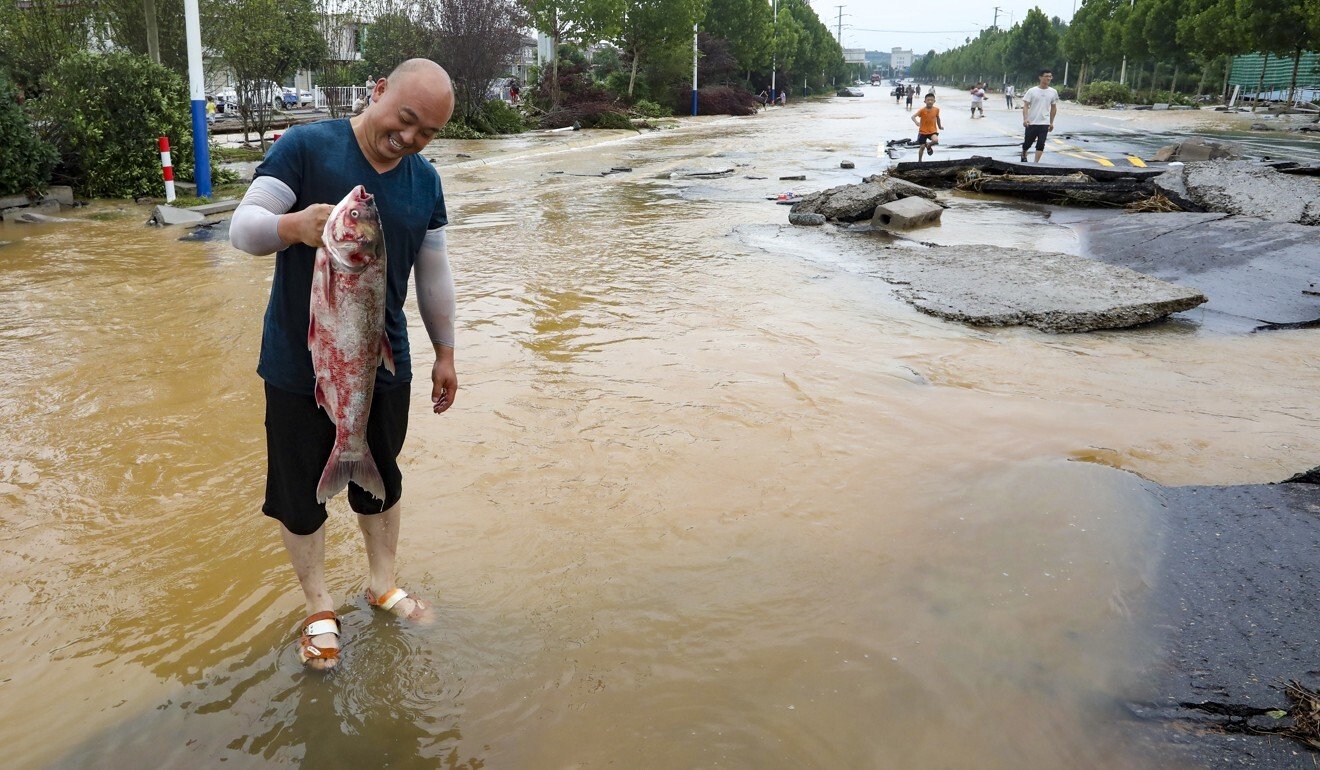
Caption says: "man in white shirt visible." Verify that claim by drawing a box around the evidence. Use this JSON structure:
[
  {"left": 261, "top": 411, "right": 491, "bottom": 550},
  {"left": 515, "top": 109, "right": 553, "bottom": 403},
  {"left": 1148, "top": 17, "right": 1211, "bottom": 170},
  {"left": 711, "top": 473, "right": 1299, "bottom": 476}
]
[
  {"left": 1020, "top": 69, "right": 1058, "bottom": 163},
  {"left": 1005, "top": 83, "right": 1015, "bottom": 109},
  {"left": 970, "top": 82, "right": 985, "bottom": 118}
]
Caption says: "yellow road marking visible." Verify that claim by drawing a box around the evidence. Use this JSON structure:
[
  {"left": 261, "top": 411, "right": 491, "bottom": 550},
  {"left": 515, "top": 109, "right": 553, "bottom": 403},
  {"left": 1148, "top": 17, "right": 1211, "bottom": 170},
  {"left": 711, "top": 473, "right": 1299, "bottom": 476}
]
[{"left": 1126, "top": 156, "right": 1147, "bottom": 167}]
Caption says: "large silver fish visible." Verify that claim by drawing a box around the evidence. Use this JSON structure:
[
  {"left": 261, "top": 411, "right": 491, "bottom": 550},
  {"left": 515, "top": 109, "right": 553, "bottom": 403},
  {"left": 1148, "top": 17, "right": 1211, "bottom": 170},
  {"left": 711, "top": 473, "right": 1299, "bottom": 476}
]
[{"left": 309, "top": 185, "right": 393, "bottom": 503}]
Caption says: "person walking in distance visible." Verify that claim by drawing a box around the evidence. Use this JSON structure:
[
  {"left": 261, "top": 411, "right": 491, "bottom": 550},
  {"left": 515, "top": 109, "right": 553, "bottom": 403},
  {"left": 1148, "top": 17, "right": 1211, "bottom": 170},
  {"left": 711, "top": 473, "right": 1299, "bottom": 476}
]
[
  {"left": 1020, "top": 69, "right": 1059, "bottom": 163},
  {"left": 1004, "top": 83, "right": 1015, "bottom": 109},
  {"left": 911, "top": 92, "right": 943, "bottom": 162},
  {"left": 969, "top": 82, "right": 986, "bottom": 118},
  {"left": 228, "top": 59, "right": 459, "bottom": 671},
  {"left": 905, "top": 84, "right": 915, "bottom": 111}
]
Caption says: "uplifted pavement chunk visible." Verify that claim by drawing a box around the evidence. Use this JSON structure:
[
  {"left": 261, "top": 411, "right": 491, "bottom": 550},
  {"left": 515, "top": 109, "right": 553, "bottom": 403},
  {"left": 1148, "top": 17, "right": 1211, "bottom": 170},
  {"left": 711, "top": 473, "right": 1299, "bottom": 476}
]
[
  {"left": 790, "top": 175, "right": 938, "bottom": 222},
  {"left": 880, "top": 246, "right": 1207, "bottom": 332},
  {"left": 1155, "top": 161, "right": 1320, "bottom": 224}
]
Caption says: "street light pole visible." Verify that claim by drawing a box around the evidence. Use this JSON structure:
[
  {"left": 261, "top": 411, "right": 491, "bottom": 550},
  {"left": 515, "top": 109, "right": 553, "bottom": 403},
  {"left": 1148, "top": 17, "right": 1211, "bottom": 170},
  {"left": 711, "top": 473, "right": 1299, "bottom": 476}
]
[
  {"left": 692, "top": 22, "right": 699, "bottom": 116},
  {"left": 183, "top": 0, "right": 211, "bottom": 198}
]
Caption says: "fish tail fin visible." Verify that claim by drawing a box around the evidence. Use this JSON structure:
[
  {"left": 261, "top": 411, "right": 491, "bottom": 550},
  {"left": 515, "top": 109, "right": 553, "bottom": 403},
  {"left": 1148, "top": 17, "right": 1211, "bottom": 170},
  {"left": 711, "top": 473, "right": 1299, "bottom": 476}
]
[{"left": 315, "top": 447, "right": 386, "bottom": 504}]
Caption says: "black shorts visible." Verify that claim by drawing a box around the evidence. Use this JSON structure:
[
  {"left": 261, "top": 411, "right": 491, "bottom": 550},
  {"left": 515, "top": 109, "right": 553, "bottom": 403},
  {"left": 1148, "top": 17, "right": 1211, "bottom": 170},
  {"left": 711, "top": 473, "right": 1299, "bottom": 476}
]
[
  {"left": 917, "top": 132, "right": 937, "bottom": 145},
  {"left": 1023, "top": 124, "right": 1050, "bottom": 151},
  {"left": 263, "top": 380, "right": 411, "bottom": 535}
]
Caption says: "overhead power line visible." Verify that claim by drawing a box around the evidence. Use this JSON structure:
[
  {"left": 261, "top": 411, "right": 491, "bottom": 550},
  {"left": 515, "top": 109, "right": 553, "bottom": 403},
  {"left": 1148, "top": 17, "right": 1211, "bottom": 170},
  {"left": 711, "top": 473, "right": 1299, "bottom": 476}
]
[{"left": 850, "top": 27, "right": 980, "bottom": 34}]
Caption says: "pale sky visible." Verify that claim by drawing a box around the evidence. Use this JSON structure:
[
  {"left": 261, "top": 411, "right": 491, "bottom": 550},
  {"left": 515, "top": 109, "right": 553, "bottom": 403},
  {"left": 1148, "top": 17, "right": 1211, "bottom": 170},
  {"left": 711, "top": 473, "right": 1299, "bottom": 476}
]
[{"left": 803, "top": 0, "right": 1079, "bottom": 55}]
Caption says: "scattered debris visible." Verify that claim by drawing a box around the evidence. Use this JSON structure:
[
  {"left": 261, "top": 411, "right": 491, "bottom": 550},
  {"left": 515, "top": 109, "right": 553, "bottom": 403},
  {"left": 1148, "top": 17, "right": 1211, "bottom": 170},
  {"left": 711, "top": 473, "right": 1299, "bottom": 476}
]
[
  {"left": 840, "top": 160, "right": 855, "bottom": 169},
  {"left": 670, "top": 167, "right": 734, "bottom": 179},
  {"left": 779, "top": 174, "right": 807, "bottom": 181}
]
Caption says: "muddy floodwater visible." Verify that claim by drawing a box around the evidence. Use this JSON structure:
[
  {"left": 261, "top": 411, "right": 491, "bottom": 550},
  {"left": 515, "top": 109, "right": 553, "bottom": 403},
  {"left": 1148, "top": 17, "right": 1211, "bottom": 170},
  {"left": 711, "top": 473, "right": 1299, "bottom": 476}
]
[{"left": 1, "top": 93, "right": 1316, "bottom": 768}]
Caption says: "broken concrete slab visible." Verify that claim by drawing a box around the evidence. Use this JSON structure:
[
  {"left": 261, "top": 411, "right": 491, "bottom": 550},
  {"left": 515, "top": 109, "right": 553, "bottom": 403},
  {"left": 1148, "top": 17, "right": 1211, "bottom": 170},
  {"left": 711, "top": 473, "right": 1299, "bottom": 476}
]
[
  {"left": 1, "top": 199, "right": 60, "bottom": 221},
  {"left": 883, "top": 247, "right": 1206, "bottom": 331},
  {"left": 863, "top": 174, "right": 938, "bottom": 201},
  {"left": 788, "top": 211, "right": 826, "bottom": 226},
  {"left": 149, "top": 204, "right": 206, "bottom": 227},
  {"left": 186, "top": 199, "right": 240, "bottom": 216},
  {"left": 1155, "top": 161, "right": 1320, "bottom": 224},
  {"left": 840, "top": 160, "right": 855, "bottom": 169},
  {"left": 789, "top": 180, "right": 897, "bottom": 221},
  {"left": 789, "top": 176, "right": 941, "bottom": 222},
  {"left": 872, "top": 196, "right": 943, "bottom": 229},
  {"left": 1065, "top": 211, "right": 1320, "bottom": 331}
]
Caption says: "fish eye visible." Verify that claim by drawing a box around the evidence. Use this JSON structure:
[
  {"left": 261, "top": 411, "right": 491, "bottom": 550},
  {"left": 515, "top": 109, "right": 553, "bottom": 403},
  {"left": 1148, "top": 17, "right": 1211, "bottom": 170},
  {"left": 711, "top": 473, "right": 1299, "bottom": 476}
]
[{"left": 350, "top": 210, "right": 359, "bottom": 218}]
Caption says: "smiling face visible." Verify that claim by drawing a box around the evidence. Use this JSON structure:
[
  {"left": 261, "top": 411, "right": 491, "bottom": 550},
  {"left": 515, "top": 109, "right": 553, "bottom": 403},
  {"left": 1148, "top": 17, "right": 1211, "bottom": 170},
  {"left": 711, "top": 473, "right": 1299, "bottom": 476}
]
[{"left": 356, "top": 60, "right": 455, "bottom": 167}]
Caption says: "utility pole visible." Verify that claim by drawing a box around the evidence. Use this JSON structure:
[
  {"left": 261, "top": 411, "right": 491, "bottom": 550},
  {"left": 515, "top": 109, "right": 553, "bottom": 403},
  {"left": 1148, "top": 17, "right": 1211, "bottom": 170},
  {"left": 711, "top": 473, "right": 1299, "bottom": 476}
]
[
  {"left": 992, "top": 6, "right": 1001, "bottom": 30},
  {"left": 143, "top": 0, "right": 161, "bottom": 64},
  {"left": 1118, "top": 0, "right": 1134, "bottom": 84},
  {"left": 183, "top": 0, "right": 211, "bottom": 197},
  {"left": 770, "top": 0, "right": 778, "bottom": 95},
  {"left": 835, "top": 5, "right": 844, "bottom": 44}
]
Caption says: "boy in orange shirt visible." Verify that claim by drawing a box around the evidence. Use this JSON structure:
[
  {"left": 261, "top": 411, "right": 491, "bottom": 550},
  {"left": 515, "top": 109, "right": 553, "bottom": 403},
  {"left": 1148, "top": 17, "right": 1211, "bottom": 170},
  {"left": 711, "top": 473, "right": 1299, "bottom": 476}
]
[{"left": 911, "top": 92, "right": 943, "bottom": 161}]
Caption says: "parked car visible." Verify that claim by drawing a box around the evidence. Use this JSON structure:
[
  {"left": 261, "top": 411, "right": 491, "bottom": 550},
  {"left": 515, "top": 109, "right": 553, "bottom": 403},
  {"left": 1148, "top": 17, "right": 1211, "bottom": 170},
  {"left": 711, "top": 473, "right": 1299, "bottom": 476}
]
[
  {"left": 282, "top": 87, "right": 314, "bottom": 108},
  {"left": 212, "top": 81, "right": 286, "bottom": 112},
  {"left": 836, "top": 87, "right": 865, "bottom": 97}
]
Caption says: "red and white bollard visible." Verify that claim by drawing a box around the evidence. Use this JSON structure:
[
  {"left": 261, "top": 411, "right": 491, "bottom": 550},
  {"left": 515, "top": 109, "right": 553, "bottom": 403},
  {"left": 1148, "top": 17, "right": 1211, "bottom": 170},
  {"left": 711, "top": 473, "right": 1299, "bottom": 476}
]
[{"left": 158, "top": 136, "right": 176, "bottom": 202}]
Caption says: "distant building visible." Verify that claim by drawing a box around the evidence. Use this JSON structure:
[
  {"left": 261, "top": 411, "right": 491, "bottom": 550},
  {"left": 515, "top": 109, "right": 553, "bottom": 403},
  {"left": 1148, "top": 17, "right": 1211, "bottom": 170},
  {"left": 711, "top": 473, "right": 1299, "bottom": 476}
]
[{"left": 891, "top": 48, "right": 913, "bottom": 72}]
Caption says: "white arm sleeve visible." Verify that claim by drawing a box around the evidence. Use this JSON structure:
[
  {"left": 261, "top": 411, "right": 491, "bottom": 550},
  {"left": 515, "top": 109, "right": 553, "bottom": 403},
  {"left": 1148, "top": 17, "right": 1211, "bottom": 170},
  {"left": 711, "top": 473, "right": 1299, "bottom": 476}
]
[
  {"left": 415, "top": 227, "right": 456, "bottom": 348},
  {"left": 229, "top": 176, "right": 297, "bottom": 255}
]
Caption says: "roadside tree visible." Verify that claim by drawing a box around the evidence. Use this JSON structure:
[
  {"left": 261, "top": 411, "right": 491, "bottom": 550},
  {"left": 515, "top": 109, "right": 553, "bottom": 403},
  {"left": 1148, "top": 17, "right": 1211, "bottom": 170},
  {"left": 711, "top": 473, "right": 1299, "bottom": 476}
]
[
  {"left": 0, "top": 0, "right": 95, "bottom": 95},
  {"left": 204, "top": 0, "right": 326, "bottom": 148},
  {"left": 433, "top": 0, "right": 526, "bottom": 123},
  {"left": 1004, "top": 8, "right": 1060, "bottom": 82}
]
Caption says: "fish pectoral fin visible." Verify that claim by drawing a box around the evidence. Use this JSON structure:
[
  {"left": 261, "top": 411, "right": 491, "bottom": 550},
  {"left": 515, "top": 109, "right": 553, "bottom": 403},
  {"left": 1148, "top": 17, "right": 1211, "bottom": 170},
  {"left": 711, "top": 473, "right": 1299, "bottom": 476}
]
[
  {"left": 380, "top": 333, "right": 396, "bottom": 375},
  {"left": 308, "top": 314, "right": 318, "bottom": 349}
]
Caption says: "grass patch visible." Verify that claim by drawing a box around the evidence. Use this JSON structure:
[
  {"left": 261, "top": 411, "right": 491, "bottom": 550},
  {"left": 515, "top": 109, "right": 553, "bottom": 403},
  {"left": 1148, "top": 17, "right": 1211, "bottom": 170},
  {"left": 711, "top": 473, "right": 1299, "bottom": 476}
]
[{"left": 210, "top": 145, "right": 266, "bottom": 163}]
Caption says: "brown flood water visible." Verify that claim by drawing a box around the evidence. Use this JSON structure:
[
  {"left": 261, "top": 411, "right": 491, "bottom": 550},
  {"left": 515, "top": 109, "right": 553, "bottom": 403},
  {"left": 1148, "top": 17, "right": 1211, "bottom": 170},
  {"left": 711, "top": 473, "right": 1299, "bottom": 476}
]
[{"left": 1, "top": 96, "right": 1316, "bottom": 768}]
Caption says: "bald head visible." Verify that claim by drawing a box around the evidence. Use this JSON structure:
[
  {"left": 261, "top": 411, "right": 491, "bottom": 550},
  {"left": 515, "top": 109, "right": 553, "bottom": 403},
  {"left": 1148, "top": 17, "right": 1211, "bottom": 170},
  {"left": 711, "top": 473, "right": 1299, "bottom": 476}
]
[
  {"left": 387, "top": 58, "right": 451, "bottom": 90},
  {"left": 354, "top": 58, "right": 455, "bottom": 167}
]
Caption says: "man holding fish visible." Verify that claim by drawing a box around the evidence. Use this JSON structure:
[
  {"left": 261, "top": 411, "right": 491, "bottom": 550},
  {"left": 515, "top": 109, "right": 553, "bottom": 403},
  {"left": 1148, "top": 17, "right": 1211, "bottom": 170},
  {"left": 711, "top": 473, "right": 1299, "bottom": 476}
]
[{"left": 230, "top": 58, "right": 458, "bottom": 670}]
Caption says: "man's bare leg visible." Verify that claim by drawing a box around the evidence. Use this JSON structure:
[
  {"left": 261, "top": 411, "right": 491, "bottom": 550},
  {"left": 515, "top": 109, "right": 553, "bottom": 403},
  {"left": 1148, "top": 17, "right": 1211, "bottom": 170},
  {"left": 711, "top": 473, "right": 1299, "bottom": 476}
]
[
  {"left": 1034, "top": 149, "right": 1045, "bottom": 162},
  {"left": 279, "top": 524, "right": 338, "bottom": 670},
  {"left": 359, "top": 503, "right": 433, "bottom": 622}
]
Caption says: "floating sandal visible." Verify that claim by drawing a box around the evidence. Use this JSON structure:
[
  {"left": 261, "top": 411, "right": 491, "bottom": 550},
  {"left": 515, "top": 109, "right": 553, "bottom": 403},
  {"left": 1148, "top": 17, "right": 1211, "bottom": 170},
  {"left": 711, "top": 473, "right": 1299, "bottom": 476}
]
[
  {"left": 367, "top": 587, "right": 430, "bottom": 622},
  {"left": 298, "top": 610, "right": 341, "bottom": 668}
]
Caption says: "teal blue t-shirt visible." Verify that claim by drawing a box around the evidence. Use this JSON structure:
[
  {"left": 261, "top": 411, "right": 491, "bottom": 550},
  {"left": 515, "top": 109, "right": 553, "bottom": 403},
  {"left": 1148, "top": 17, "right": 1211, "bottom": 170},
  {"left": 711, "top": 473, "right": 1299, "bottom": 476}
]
[{"left": 253, "top": 119, "right": 447, "bottom": 395}]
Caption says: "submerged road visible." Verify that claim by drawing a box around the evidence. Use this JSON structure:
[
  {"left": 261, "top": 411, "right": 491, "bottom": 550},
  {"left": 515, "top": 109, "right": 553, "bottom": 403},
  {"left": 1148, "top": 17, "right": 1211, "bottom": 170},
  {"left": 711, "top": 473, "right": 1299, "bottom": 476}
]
[{"left": 869, "top": 82, "right": 1320, "bottom": 167}]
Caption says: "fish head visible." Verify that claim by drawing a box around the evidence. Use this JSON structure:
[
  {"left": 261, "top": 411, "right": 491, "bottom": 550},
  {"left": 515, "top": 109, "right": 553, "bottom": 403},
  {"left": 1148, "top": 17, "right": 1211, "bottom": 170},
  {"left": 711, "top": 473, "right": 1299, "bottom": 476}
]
[{"left": 322, "top": 185, "right": 383, "bottom": 272}]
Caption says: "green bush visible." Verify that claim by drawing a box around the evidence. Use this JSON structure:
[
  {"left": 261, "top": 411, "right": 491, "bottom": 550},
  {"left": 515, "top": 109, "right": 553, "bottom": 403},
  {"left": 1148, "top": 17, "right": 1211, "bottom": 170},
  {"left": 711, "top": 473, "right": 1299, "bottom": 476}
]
[
  {"left": 630, "top": 99, "right": 671, "bottom": 118},
  {"left": 477, "top": 98, "right": 526, "bottom": 134},
  {"left": 35, "top": 51, "right": 193, "bottom": 199},
  {"left": 591, "top": 110, "right": 635, "bottom": 129},
  {"left": 0, "top": 73, "right": 57, "bottom": 197},
  {"left": 1143, "top": 89, "right": 1197, "bottom": 107},
  {"left": 1057, "top": 87, "right": 1077, "bottom": 101},
  {"left": 1078, "top": 80, "right": 1133, "bottom": 106},
  {"left": 437, "top": 120, "right": 483, "bottom": 139}
]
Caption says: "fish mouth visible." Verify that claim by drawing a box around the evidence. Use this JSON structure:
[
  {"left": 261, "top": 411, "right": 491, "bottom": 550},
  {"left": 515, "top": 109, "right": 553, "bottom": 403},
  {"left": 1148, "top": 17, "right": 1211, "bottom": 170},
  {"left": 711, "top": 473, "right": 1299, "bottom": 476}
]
[{"left": 352, "top": 185, "right": 374, "bottom": 204}]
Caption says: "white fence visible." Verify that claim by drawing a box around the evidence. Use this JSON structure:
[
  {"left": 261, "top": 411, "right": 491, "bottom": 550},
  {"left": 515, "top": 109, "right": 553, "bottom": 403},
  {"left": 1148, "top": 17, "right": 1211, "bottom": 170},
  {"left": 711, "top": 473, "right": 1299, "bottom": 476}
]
[{"left": 315, "top": 85, "right": 371, "bottom": 114}]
